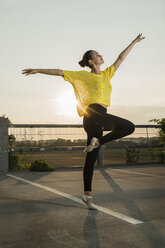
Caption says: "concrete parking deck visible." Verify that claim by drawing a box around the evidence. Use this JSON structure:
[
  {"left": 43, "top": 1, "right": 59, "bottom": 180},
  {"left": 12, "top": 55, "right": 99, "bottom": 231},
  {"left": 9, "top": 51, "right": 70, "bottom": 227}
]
[{"left": 0, "top": 164, "right": 165, "bottom": 248}]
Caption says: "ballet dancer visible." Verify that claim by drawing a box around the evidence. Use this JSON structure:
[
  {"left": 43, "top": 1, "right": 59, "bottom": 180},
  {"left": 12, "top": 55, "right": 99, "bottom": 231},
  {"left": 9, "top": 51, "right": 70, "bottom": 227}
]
[{"left": 22, "top": 33, "right": 145, "bottom": 209}]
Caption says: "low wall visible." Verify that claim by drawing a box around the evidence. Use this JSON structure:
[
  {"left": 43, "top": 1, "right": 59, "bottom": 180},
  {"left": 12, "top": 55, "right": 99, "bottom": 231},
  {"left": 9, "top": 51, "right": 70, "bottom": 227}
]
[{"left": 0, "top": 117, "right": 8, "bottom": 173}]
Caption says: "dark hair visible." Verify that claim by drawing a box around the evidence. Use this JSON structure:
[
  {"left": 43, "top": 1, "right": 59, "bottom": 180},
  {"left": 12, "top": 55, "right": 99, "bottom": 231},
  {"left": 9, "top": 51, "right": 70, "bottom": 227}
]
[{"left": 78, "top": 50, "right": 94, "bottom": 68}]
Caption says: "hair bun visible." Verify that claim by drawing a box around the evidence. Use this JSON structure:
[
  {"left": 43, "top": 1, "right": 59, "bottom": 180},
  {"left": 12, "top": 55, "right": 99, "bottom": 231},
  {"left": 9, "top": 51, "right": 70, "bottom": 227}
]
[{"left": 79, "top": 60, "right": 85, "bottom": 67}]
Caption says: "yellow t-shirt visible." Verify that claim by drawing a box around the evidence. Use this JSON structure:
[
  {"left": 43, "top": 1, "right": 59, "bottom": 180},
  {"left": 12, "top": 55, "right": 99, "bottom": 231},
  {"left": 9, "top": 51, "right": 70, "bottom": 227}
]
[{"left": 62, "top": 64, "right": 115, "bottom": 117}]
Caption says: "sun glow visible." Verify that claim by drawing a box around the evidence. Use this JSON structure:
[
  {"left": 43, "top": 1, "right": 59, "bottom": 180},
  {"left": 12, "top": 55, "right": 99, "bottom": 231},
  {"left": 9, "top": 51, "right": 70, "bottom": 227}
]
[{"left": 49, "top": 90, "right": 78, "bottom": 116}]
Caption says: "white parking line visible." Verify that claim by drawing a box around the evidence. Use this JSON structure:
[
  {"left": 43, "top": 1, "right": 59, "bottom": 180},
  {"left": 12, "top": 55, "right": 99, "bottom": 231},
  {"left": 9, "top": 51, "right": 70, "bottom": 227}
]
[
  {"left": 108, "top": 168, "right": 165, "bottom": 178},
  {"left": 6, "top": 173, "right": 144, "bottom": 225}
]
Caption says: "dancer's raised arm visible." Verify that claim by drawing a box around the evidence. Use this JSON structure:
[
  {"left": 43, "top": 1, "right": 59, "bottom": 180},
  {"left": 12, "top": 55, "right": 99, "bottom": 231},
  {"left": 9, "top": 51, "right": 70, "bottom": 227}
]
[
  {"left": 22, "top": 68, "right": 64, "bottom": 77},
  {"left": 113, "top": 33, "right": 145, "bottom": 72}
]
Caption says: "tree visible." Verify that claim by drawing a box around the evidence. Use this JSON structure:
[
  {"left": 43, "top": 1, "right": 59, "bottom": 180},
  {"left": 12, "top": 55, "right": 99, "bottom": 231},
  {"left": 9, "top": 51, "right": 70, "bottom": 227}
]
[{"left": 149, "top": 118, "right": 165, "bottom": 163}]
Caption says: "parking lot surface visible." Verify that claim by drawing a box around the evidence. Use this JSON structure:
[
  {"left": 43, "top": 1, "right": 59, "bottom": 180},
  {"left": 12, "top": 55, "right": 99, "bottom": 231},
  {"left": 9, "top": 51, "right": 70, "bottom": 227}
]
[{"left": 0, "top": 164, "right": 165, "bottom": 248}]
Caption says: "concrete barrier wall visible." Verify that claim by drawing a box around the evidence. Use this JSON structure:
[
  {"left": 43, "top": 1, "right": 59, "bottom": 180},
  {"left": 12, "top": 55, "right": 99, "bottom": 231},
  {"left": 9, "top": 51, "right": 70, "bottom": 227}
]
[{"left": 0, "top": 117, "right": 9, "bottom": 173}]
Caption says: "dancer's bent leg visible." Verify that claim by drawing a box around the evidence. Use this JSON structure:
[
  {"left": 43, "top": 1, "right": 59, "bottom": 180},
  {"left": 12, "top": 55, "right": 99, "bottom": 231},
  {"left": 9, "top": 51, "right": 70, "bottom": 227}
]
[{"left": 99, "top": 113, "right": 135, "bottom": 145}]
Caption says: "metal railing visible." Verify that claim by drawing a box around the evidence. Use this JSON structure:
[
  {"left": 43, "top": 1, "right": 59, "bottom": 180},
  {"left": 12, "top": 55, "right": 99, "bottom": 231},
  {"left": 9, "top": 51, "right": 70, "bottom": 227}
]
[{"left": 8, "top": 124, "right": 165, "bottom": 167}]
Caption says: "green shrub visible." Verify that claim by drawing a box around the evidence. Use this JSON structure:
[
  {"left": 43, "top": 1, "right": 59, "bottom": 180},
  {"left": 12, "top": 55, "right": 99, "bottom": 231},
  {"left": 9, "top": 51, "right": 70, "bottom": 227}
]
[
  {"left": 125, "top": 148, "right": 139, "bottom": 164},
  {"left": 29, "top": 159, "right": 54, "bottom": 172},
  {"left": 150, "top": 148, "right": 164, "bottom": 163},
  {"left": 8, "top": 152, "right": 19, "bottom": 170}
]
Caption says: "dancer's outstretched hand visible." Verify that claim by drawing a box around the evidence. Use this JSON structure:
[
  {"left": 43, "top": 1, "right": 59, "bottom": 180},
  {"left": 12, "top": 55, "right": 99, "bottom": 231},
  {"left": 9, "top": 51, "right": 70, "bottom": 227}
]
[
  {"left": 22, "top": 68, "right": 38, "bottom": 76},
  {"left": 134, "top": 33, "right": 145, "bottom": 43}
]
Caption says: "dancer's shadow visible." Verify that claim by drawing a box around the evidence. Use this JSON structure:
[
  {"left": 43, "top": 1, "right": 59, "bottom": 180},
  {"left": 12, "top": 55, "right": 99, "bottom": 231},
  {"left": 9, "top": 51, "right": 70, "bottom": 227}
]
[
  {"left": 83, "top": 209, "right": 100, "bottom": 248},
  {"left": 99, "top": 168, "right": 165, "bottom": 247}
]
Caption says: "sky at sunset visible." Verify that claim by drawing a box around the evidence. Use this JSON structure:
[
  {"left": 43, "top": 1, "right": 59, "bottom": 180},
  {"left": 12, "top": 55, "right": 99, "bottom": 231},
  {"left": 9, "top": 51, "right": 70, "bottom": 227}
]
[{"left": 0, "top": 0, "right": 165, "bottom": 127}]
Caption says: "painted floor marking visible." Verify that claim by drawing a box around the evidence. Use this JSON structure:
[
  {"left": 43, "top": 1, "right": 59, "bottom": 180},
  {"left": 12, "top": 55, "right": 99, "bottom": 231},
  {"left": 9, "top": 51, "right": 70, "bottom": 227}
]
[
  {"left": 108, "top": 168, "right": 165, "bottom": 178},
  {"left": 6, "top": 173, "right": 144, "bottom": 225}
]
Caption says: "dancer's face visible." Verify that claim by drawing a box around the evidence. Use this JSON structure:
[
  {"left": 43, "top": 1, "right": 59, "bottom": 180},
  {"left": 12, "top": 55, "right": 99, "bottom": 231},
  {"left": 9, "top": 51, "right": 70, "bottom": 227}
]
[{"left": 89, "top": 51, "right": 104, "bottom": 67}]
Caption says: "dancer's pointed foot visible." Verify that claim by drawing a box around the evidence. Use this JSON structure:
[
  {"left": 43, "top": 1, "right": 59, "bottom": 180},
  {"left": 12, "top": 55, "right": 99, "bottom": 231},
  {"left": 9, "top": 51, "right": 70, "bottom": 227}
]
[{"left": 83, "top": 137, "right": 100, "bottom": 153}]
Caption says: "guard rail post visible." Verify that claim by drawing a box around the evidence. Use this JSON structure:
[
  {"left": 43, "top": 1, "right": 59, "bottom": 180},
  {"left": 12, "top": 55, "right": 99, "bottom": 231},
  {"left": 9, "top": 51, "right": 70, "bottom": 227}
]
[
  {"left": 97, "top": 145, "right": 103, "bottom": 167},
  {"left": 162, "top": 124, "right": 165, "bottom": 163}
]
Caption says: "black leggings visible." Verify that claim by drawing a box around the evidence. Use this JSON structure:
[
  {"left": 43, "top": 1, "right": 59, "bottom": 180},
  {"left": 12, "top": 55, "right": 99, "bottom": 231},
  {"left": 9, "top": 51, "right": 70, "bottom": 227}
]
[{"left": 83, "top": 103, "right": 135, "bottom": 191}]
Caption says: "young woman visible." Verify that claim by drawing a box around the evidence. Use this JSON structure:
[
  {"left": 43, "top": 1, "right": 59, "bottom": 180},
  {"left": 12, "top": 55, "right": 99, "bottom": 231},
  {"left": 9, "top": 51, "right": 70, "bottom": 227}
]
[{"left": 22, "top": 33, "right": 145, "bottom": 210}]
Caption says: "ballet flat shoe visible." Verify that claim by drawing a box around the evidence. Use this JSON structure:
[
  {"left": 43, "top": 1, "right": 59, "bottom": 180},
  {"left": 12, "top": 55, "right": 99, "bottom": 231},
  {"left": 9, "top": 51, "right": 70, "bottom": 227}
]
[
  {"left": 83, "top": 137, "right": 100, "bottom": 153},
  {"left": 82, "top": 194, "right": 97, "bottom": 210}
]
